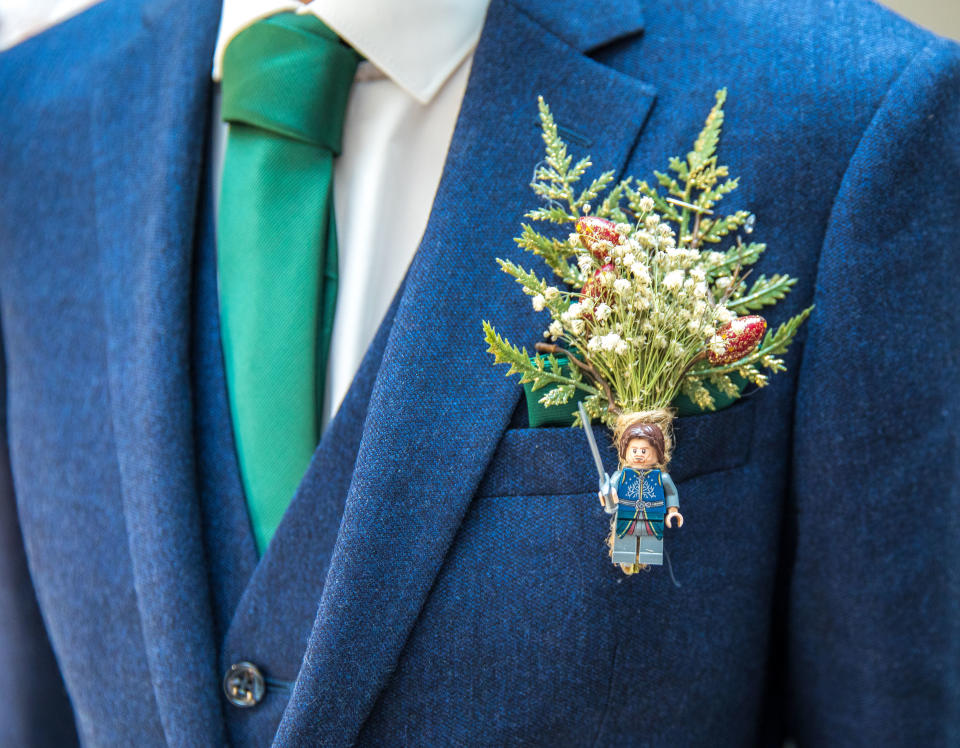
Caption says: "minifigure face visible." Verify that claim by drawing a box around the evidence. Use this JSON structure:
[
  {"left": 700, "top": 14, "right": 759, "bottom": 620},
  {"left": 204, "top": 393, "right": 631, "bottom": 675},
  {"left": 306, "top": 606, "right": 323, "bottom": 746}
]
[{"left": 624, "top": 437, "right": 659, "bottom": 469}]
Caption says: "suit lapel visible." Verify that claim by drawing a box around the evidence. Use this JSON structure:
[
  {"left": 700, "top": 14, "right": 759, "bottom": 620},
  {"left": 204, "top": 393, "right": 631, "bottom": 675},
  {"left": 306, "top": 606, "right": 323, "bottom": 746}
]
[
  {"left": 90, "top": 0, "right": 226, "bottom": 742},
  {"left": 275, "top": 0, "right": 654, "bottom": 743}
]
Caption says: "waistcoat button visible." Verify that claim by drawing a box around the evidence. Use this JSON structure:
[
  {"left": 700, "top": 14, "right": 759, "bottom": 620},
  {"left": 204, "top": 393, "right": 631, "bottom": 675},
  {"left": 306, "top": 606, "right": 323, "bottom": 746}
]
[{"left": 223, "top": 661, "right": 266, "bottom": 708}]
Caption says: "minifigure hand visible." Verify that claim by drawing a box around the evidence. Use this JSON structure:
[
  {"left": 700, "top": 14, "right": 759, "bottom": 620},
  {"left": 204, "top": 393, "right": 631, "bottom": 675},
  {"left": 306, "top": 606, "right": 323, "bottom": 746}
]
[{"left": 665, "top": 510, "right": 684, "bottom": 528}]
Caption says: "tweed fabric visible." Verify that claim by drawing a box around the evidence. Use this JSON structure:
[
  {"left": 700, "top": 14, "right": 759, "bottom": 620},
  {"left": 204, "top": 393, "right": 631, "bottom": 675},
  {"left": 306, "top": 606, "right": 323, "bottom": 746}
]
[{"left": 0, "top": 0, "right": 958, "bottom": 745}]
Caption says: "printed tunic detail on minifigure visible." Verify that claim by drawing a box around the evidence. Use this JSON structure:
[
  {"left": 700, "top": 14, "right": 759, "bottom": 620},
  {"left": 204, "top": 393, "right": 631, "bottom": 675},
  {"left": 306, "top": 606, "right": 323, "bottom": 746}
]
[{"left": 615, "top": 468, "right": 666, "bottom": 540}]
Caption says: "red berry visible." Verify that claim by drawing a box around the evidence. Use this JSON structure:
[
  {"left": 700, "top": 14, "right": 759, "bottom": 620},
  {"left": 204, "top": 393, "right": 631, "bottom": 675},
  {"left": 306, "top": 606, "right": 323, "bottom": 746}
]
[
  {"left": 576, "top": 216, "right": 622, "bottom": 260},
  {"left": 582, "top": 263, "right": 616, "bottom": 309},
  {"left": 707, "top": 315, "right": 767, "bottom": 365}
]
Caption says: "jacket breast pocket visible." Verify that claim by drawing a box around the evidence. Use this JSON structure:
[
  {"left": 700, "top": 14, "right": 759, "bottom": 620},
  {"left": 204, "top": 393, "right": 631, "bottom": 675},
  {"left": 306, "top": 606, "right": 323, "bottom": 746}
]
[
  {"left": 399, "top": 398, "right": 765, "bottom": 744},
  {"left": 476, "top": 396, "right": 757, "bottom": 499}
]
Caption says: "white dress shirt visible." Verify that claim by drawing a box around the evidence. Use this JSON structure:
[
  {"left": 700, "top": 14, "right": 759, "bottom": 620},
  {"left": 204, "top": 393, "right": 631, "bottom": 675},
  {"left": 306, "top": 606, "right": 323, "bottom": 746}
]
[{"left": 1, "top": 0, "right": 490, "bottom": 431}]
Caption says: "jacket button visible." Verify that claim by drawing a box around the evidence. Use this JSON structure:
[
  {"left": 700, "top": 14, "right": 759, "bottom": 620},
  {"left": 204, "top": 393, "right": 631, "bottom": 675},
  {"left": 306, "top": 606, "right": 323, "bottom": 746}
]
[{"left": 223, "top": 661, "right": 266, "bottom": 708}]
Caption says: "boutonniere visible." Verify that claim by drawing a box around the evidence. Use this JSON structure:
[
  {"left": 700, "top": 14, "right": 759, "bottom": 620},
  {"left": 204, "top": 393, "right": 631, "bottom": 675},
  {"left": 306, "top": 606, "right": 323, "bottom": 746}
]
[{"left": 482, "top": 89, "right": 812, "bottom": 576}]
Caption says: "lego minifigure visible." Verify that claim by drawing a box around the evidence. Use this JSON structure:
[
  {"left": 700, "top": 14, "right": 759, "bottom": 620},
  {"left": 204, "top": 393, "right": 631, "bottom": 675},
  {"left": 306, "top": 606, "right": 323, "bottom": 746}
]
[{"left": 599, "top": 421, "right": 683, "bottom": 572}]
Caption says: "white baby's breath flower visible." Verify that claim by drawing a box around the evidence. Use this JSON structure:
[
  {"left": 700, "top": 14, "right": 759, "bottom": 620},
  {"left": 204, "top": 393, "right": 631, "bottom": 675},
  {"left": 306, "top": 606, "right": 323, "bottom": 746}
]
[
  {"left": 565, "top": 302, "right": 583, "bottom": 319},
  {"left": 668, "top": 340, "right": 684, "bottom": 358},
  {"left": 662, "top": 270, "right": 684, "bottom": 291},
  {"left": 613, "top": 278, "right": 631, "bottom": 295},
  {"left": 687, "top": 318, "right": 702, "bottom": 335},
  {"left": 645, "top": 214, "right": 660, "bottom": 228},
  {"left": 703, "top": 325, "right": 716, "bottom": 338},
  {"left": 635, "top": 230, "right": 655, "bottom": 248},
  {"left": 638, "top": 196, "right": 655, "bottom": 213},
  {"left": 544, "top": 286, "right": 559, "bottom": 300},
  {"left": 598, "top": 270, "right": 615, "bottom": 288},
  {"left": 708, "top": 251, "right": 724, "bottom": 264},
  {"left": 577, "top": 253, "right": 594, "bottom": 274},
  {"left": 656, "top": 223, "right": 673, "bottom": 237},
  {"left": 631, "top": 263, "right": 651, "bottom": 284},
  {"left": 596, "top": 240, "right": 614, "bottom": 257},
  {"left": 580, "top": 296, "right": 595, "bottom": 311},
  {"left": 549, "top": 321, "right": 563, "bottom": 340},
  {"left": 715, "top": 276, "right": 733, "bottom": 290},
  {"left": 694, "top": 282, "right": 708, "bottom": 299},
  {"left": 595, "top": 303, "right": 612, "bottom": 321},
  {"left": 601, "top": 332, "right": 622, "bottom": 351},
  {"left": 615, "top": 339, "right": 629, "bottom": 355},
  {"left": 531, "top": 294, "right": 545, "bottom": 311},
  {"left": 655, "top": 333, "right": 668, "bottom": 349},
  {"left": 568, "top": 233, "right": 580, "bottom": 246},
  {"left": 587, "top": 336, "right": 601, "bottom": 351},
  {"left": 570, "top": 318, "right": 585, "bottom": 335},
  {"left": 690, "top": 267, "right": 706, "bottom": 282},
  {"left": 709, "top": 335, "right": 726, "bottom": 356},
  {"left": 623, "top": 252, "right": 636, "bottom": 266},
  {"left": 582, "top": 203, "right": 591, "bottom": 214},
  {"left": 715, "top": 306, "right": 734, "bottom": 324}
]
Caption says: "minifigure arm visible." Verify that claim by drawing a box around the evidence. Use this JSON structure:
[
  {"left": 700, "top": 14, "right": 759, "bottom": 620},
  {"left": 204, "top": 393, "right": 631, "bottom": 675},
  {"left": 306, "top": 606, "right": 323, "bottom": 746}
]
[
  {"left": 663, "top": 473, "right": 683, "bottom": 528},
  {"left": 662, "top": 472, "right": 678, "bottom": 509},
  {"left": 599, "top": 469, "right": 620, "bottom": 513}
]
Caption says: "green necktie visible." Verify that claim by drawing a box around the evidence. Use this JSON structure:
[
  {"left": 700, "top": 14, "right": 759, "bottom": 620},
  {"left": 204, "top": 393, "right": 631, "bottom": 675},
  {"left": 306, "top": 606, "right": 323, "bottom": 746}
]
[{"left": 218, "top": 12, "right": 359, "bottom": 554}]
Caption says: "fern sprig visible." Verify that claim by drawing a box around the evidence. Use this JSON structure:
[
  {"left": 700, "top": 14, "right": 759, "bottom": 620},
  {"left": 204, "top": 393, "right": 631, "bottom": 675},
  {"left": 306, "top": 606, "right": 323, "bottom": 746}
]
[
  {"left": 728, "top": 273, "right": 797, "bottom": 312},
  {"left": 483, "top": 320, "right": 599, "bottom": 396}
]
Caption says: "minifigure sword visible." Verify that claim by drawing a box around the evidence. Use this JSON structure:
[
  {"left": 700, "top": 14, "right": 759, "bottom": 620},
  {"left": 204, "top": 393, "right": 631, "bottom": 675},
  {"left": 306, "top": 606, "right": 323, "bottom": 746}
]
[{"left": 578, "top": 402, "right": 616, "bottom": 514}]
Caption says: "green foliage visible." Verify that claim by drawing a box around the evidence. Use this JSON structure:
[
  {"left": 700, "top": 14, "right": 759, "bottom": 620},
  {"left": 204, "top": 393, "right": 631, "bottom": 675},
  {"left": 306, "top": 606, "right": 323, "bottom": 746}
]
[
  {"left": 760, "top": 305, "right": 816, "bottom": 357},
  {"left": 514, "top": 225, "right": 582, "bottom": 286},
  {"left": 496, "top": 258, "right": 548, "bottom": 297},
  {"left": 529, "top": 96, "right": 593, "bottom": 222},
  {"left": 708, "top": 372, "right": 742, "bottom": 399},
  {"left": 539, "top": 384, "right": 575, "bottom": 408},
  {"left": 728, "top": 273, "right": 797, "bottom": 312},
  {"left": 680, "top": 377, "right": 715, "bottom": 412},
  {"left": 483, "top": 90, "right": 813, "bottom": 422},
  {"left": 483, "top": 320, "right": 598, "bottom": 396},
  {"left": 706, "top": 241, "right": 767, "bottom": 278}
]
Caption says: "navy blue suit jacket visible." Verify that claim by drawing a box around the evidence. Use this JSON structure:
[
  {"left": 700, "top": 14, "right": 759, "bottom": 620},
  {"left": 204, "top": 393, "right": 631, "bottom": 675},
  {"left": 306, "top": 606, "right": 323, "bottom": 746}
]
[{"left": 1, "top": 0, "right": 959, "bottom": 745}]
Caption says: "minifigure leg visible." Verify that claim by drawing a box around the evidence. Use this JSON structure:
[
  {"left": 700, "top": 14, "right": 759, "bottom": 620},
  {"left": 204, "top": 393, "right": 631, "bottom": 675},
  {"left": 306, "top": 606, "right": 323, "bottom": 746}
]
[
  {"left": 636, "top": 535, "right": 664, "bottom": 566},
  {"left": 611, "top": 533, "right": 638, "bottom": 565}
]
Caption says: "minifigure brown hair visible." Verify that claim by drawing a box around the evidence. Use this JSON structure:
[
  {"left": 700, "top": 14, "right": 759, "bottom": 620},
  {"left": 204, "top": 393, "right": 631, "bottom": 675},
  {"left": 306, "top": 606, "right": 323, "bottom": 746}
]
[
  {"left": 611, "top": 408, "right": 675, "bottom": 467},
  {"left": 617, "top": 422, "right": 666, "bottom": 464}
]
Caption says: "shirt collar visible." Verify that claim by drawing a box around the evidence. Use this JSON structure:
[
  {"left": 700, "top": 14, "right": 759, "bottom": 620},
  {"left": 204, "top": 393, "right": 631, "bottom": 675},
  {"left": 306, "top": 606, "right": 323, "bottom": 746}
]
[{"left": 212, "top": 0, "right": 490, "bottom": 104}]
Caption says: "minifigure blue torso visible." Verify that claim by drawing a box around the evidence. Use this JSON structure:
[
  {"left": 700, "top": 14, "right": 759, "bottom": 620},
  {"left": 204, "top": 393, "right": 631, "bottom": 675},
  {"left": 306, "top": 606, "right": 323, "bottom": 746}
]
[{"left": 615, "top": 468, "right": 666, "bottom": 539}]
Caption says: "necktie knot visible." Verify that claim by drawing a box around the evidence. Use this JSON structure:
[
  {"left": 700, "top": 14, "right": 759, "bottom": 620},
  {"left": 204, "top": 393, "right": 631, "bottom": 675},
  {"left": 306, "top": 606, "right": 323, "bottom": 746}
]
[{"left": 221, "top": 13, "right": 359, "bottom": 154}]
